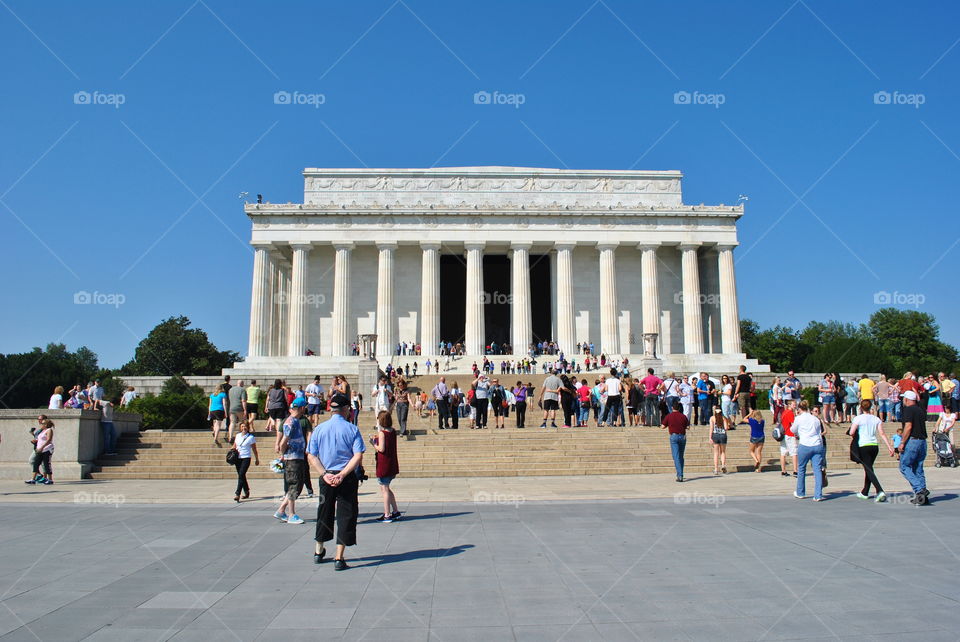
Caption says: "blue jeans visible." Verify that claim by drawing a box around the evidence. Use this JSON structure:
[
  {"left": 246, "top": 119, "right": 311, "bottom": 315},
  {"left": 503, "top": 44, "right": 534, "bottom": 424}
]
[
  {"left": 670, "top": 433, "right": 686, "bottom": 478},
  {"left": 603, "top": 396, "right": 622, "bottom": 425},
  {"left": 899, "top": 439, "right": 927, "bottom": 493},
  {"left": 101, "top": 421, "right": 116, "bottom": 454},
  {"left": 796, "top": 443, "right": 825, "bottom": 499},
  {"left": 644, "top": 395, "right": 660, "bottom": 426},
  {"left": 664, "top": 396, "right": 678, "bottom": 416},
  {"left": 698, "top": 398, "right": 712, "bottom": 425},
  {"left": 577, "top": 404, "right": 590, "bottom": 425}
]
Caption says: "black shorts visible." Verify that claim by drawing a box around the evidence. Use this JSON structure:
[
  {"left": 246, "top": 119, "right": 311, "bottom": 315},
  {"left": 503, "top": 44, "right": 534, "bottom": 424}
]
[
  {"left": 543, "top": 399, "right": 559, "bottom": 411},
  {"left": 268, "top": 408, "right": 287, "bottom": 420},
  {"left": 283, "top": 458, "right": 306, "bottom": 500},
  {"left": 210, "top": 410, "right": 225, "bottom": 421},
  {"left": 492, "top": 402, "right": 505, "bottom": 417},
  {"left": 245, "top": 403, "right": 259, "bottom": 414},
  {"left": 750, "top": 436, "right": 765, "bottom": 444},
  {"left": 711, "top": 433, "right": 728, "bottom": 445},
  {"left": 315, "top": 471, "right": 359, "bottom": 546}
]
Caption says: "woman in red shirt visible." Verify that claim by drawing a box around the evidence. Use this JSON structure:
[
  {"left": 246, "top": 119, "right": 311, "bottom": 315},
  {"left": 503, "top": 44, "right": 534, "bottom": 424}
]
[{"left": 370, "top": 411, "right": 401, "bottom": 522}]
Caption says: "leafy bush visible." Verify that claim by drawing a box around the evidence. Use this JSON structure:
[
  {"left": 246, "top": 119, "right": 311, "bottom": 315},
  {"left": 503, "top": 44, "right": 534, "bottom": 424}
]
[
  {"left": 128, "top": 392, "right": 208, "bottom": 431},
  {"left": 161, "top": 376, "right": 205, "bottom": 397}
]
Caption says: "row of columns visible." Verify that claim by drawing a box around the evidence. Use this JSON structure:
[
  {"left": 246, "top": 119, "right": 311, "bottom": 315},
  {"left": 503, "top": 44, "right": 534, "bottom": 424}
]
[{"left": 247, "top": 240, "right": 742, "bottom": 358}]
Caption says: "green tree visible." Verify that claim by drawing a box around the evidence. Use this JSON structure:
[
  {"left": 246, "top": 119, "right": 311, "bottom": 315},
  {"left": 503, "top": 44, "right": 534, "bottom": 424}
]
[
  {"left": 867, "top": 308, "right": 958, "bottom": 375},
  {"left": 0, "top": 343, "right": 102, "bottom": 408},
  {"left": 802, "top": 337, "right": 894, "bottom": 374},
  {"left": 740, "top": 320, "right": 810, "bottom": 372},
  {"left": 121, "top": 316, "right": 239, "bottom": 376},
  {"left": 799, "top": 320, "right": 868, "bottom": 347}
]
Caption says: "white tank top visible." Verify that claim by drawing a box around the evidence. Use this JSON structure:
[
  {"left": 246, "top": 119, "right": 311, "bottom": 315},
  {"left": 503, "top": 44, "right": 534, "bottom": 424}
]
[{"left": 854, "top": 414, "right": 882, "bottom": 446}]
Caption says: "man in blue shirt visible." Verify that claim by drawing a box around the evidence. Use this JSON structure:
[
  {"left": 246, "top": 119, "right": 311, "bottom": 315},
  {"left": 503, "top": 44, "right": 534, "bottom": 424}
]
[
  {"left": 307, "top": 393, "right": 366, "bottom": 570},
  {"left": 697, "top": 373, "right": 713, "bottom": 426}
]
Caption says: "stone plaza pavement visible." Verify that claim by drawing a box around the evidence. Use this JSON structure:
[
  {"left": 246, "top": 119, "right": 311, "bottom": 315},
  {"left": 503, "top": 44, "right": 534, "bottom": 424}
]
[{"left": 1, "top": 471, "right": 958, "bottom": 641}]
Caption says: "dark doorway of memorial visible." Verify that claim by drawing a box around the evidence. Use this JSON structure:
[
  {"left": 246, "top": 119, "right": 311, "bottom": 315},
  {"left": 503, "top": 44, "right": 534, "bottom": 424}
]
[
  {"left": 529, "top": 253, "right": 551, "bottom": 349},
  {"left": 439, "top": 254, "right": 466, "bottom": 347},
  {"left": 483, "top": 255, "right": 511, "bottom": 350}
]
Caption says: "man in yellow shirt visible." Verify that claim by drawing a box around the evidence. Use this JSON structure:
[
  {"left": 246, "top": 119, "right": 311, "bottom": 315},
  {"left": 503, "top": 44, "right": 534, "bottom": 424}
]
[
  {"left": 858, "top": 374, "right": 876, "bottom": 409},
  {"left": 940, "top": 373, "right": 955, "bottom": 407}
]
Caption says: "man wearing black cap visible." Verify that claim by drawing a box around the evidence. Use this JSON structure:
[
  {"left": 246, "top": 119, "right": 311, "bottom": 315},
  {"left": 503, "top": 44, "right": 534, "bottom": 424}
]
[{"left": 307, "top": 393, "right": 366, "bottom": 570}]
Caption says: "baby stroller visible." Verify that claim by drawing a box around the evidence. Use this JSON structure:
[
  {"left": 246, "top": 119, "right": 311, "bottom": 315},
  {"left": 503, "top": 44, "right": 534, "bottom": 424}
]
[{"left": 933, "top": 431, "right": 957, "bottom": 468}]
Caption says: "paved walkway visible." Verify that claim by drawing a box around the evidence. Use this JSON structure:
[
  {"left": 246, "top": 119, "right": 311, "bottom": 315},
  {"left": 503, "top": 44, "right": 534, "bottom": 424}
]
[{"left": 2, "top": 467, "right": 957, "bottom": 505}]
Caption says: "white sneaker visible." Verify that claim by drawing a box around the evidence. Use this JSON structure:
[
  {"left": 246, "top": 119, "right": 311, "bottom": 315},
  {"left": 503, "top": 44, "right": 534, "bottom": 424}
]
[
  {"left": 793, "top": 492, "right": 805, "bottom": 499},
  {"left": 875, "top": 492, "right": 887, "bottom": 503},
  {"left": 856, "top": 492, "right": 869, "bottom": 500}
]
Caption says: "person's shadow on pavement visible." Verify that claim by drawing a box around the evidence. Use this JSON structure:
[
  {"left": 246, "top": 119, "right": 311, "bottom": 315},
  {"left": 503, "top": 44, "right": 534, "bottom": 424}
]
[{"left": 350, "top": 545, "right": 475, "bottom": 568}]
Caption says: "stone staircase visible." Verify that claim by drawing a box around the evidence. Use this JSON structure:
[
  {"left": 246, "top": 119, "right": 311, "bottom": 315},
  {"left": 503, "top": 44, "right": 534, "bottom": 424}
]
[{"left": 89, "top": 421, "right": 896, "bottom": 480}]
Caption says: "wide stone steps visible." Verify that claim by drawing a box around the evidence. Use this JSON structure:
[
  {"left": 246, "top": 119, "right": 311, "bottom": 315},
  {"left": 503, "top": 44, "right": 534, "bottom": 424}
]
[{"left": 89, "top": 426, "right": 894, "bottom": 480}]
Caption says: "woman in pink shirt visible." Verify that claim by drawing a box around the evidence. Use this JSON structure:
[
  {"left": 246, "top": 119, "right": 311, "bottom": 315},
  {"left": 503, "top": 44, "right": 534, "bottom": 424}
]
[{"left": 27, "top": 419, "right": 55, "bottom": 485}]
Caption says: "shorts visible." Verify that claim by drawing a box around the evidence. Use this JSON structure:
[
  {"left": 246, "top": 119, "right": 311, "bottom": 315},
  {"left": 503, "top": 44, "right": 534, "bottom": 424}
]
[
  {"left": 245, "top": 403, "right": 259, "bottom": 414},
  {"left": 378, "top": 475, "right": 395, "bottom": 486},
  {"left": 737, "top": 393, "right": 750, "bottom": 409},
  {"left": 307, "top": 403, "right": 321, "bottom": 415},
  {"left": 876, "top": 399, "right": 890, "bottom": 413},
  {"left": 268, "top": 408, "right": 287, "bottom": 420},
  {"left": 750, "top": 436, "right": 765, "bottom": 444},
  {"left": 492, "top": 403, "right": 505, "bottom": 417},
  {"left": 721, "top": 399, "right": 734, "bottom": 417},
  {"left": 543, "top": 399, "right": 559, "bottom": 411},
  {"left": 283, "top": 458, "right": 306, "bottom": 500},
  {"left": 711, "top": 432, "right": 728, "bottom": 445},
  {"left": 821, "top": 395, "right": 834, "bottom": 405},
  {"left": 210, "top": 410, "right": 225, "bottom": 421},
  {"left": 780, "top": 435, "right": 798, "bottom": 456}
]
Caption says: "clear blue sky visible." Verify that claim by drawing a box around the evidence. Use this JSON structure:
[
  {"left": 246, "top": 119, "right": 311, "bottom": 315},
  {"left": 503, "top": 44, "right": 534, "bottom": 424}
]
[{"left": 2, "top": 0, "right": 958, "bottom": 368}]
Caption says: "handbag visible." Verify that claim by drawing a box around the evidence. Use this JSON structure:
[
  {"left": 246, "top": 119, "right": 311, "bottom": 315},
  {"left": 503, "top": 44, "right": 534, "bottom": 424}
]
[{"left": 226, "top": 449, "right": 239, "bottom": 465}]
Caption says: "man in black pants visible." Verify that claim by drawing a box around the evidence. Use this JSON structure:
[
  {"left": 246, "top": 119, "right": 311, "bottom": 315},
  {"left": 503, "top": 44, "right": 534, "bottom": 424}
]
[
  {"left": 432, "top": 377, "right": 450, "bottom": 430},
  {"left": 306, "top": 394, "right": 366, "bottom": 570}
]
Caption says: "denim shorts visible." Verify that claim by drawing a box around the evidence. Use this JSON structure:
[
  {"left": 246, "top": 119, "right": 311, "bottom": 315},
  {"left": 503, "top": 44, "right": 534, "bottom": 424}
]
[
  {"left": 721, "top": 399, "right": 734, "bottom": 417},
  {"left": 378, "top": 475, "right": 395, "bottom": 486}
]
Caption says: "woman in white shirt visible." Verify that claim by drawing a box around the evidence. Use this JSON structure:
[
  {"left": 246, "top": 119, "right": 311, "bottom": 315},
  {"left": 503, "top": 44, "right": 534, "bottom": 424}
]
[
  {"left": 230, "top": 421, "right": 259, "bottom": 502},
  {"left": 48, "top": 386, "right": 64, "bottom": 410},
  {"left": 935, "top": 409, "right": 956, "bottom": 448},
  {"left": 792, "top": 401, "right": 827, "bottom": 501},
  {"left": 849, "top": 400, "right": 894, "bottom": 502}
]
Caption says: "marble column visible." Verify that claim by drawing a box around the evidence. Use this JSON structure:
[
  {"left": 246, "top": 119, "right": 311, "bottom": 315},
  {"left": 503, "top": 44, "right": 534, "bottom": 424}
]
[
  {"left": 420, "top": 242, "right": 441, "bottom": 355},
  {"left": 554, "top": 243, "right": 576, "bottom": 357},
  {"left": 510, "top": 242, "right": 532, "bottom": 354},
  {"left": 465, "top": 242, "right": 485, "bottom": 355},
  {"left": 247, "top": 243, "right": 272, "bottom": 358},
  {"left": 286, "top": 243, "right": 311, "bottom": 357},
  {"left": 639, "top": 244, "right": 661, "bottom": 357},
  {"left": 331, "top": 242, "right": 354, "bottom": 357},
  {"left": 375, "top": 242, "right": 397, "bottom": 357},
  {"left": 679, "top": 243, "right": 704, "bottom": 354},
  {"left": 271, "top": 256, "right": 289, "bottom": 357},
  {"left": 597, "top": 243, "right": 620, "bottom": 355},
  {"left": 717, "top": 244, "right": 742, "bottom": 354}
]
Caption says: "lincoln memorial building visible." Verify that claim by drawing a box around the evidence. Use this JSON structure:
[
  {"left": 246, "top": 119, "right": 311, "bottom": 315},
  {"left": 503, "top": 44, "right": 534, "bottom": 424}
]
[{"left": 232, "top": 166, "right": 767, "bottom": 376}]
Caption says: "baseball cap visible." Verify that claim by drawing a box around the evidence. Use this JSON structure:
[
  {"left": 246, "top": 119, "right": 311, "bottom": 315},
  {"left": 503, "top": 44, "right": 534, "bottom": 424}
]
[
  {"left": 329, "top": 393, "right": 350, "bottom": 409},
  {"left": 902, "top": 391, "right": 918, "bottom": 401},
  {"left": 291, "top": 397, "right": 307, "bottom": 408}
]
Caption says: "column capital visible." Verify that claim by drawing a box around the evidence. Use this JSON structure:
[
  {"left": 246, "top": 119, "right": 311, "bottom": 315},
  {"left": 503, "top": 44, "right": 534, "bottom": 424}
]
[
  {"left": 636, "top": 242, "right": 662, "bottom": 252},
  {"left": 332, "top": 241, "right": 355, "bottom": 251},
  {"left": 715, "top": 243, "right": 739, "bottom": 252},
  {"left": 464, "top": 241, "right": 486, "bottom": 251},
  {"left": 250, "top": 240, "right": 274, "bottom": 250},
  {"left": 289, "top": 241, "right": 313, "bottom": 251},
  {"left": 596, "top": 242, "right": 620, "bottom": 252},
  {"left": 376, "top": 241, "right": 398, "bottom": 251},
  {"left": 419, "top": 241, "right": 442, "bottom": 251},
  {"left": 677, "top": 242, "right": 702, "bottom": 251},
  {"left": 554, "top": 241, "right": 577, "bottom": 251},
  {"left": 510, "top": 242, "right": 533, "bottom": 251}
]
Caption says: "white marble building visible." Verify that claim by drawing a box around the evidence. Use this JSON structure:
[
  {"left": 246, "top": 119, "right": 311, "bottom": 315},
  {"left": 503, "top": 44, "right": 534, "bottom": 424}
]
[{"left": 232, "top": 167, "right": 768, "bottom": 376}]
